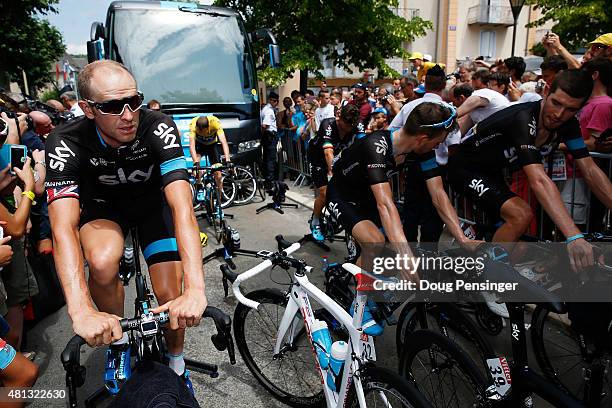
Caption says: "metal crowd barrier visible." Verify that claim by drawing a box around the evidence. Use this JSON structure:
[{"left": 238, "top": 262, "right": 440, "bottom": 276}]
[{"left": 278, "top": 129, "right": 311, "bottom": 186}]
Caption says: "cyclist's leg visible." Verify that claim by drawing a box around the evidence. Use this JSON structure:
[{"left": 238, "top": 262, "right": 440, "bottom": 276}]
[
  {"left": 79, "top": 200, "right": 126, "bottom": 317},
  {"left": 496, "top": 196, "right": 533, "bottom": 242},
  {"left": 137, "top": 196, "right": 184, "bottom": 358}
]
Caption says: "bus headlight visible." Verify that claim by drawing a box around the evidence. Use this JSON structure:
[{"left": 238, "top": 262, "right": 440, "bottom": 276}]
[{"left": 238, "top": 140, "right": 260, "bottom": 153}]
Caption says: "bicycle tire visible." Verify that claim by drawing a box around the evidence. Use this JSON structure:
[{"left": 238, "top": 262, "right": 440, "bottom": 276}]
[
  {"left": 531, "top": 305, "right": 612, "bottom": 406},
  {"left": 220, "top": 175, "right": 237, "bottom": 208},
  {"left": 400, "top": 330, "right": 488, "bottom": 408},
  {"left": 345, "top": 364, "right": 432, "bottom": 408},
  {"left": 396, "top": 303, "right": 495, "bottom": 379},
  {"left": 226, "top": 166, "right": 257, "bottom": 205},
  {"left": 189, "top": 182, "right": 203, "bottom": 212},
  {"left": 233, "top": 288, "right": 325, "bottom": 408}
]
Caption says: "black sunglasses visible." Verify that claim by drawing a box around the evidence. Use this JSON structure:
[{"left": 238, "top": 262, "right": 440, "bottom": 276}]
[{"left": 85, "top": 92, "right": 144, "bottom": 115}]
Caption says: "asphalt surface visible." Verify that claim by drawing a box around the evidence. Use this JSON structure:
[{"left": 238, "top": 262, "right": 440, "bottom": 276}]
[{"left": 24, "top": 190, "right": 564, "bottom": 407}]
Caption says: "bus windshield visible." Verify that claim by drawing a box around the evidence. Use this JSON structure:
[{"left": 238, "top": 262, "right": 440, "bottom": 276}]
[{"left": 111, "top": 8, "right": 255, "bottom": 105}]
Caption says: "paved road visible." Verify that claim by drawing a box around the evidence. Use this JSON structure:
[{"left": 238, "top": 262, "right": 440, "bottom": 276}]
[{"left": 25, "top": 193, "right": 561, "bottom": 407}]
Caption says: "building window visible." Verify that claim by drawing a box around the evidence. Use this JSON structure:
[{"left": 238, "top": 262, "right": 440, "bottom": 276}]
[{"left": 480, "top": 30, "right": 496, "bottom": 58}]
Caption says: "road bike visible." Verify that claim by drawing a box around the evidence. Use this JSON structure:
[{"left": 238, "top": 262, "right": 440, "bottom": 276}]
[{"left": 231, "top": 235, "right": 431, "bottom": 408}]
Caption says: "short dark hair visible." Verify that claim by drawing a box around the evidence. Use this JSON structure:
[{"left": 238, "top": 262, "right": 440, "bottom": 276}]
[
  {"left": 268, "top": 91, "right": 279, "bottom": 100},
  {"left": 472, "top": 68, "right": 490, "bottom": 83},
  {"left": 403, "top": 102, "right": 457, "bottom": 139},
  {"left": 147, "top": 99, "right": 160, "bottom": 108},
  {"left": 305, "top": 89, "right": 315, "bottom": 97},
  {"left": 540, "top": 55, "right": 568, "bottom": 73},
  {"left": 196, "top": 116, "right": 209, "bottom": 129},
  {"left": 425, "top": 65, "right": 446, "bottom": 93},
  {"left": 504, "top": 56, "right": 526, "bottom": 79},
  {"left": 318, "top": 90, "right": 330, "bottom": 97},
  {"left": 550, "top": 69, "right": 594, "bottom": 100},
  {"left": 339, "top": 104, "right": 360, "bottom": 128},
  {"left": 582, "top": 58, "right": 612, "bottom": 88},
  {"left": 290, "top": 90, "right": 301, "bottom": 99},
  {"left": 489, "top": 72, "right": 510, "bottom": 88},
  {"left": 453, "top": 83, "right": 474, "bottom": 99},
  {"left": 282, "top": 96, "right": 293, "bottom": 105},
  {"left": 400, "top": 74, "right": 419, "bottom": 88}
]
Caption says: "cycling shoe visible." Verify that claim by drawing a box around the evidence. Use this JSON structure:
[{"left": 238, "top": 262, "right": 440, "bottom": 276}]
[
  {"left": 104, "top": 343, "right": 131, "bottom": 394},
  {"left": 310, "top": 223, "right": 325, "bottom": 242},
  {"left": 181, "top": 369, "right": 195, "bottom": 396},
  {"left": 350, "top": 299, "right": 384, "bottom": 336}
]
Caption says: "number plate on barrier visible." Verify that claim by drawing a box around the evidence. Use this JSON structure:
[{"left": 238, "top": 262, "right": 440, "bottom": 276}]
[
  {"left": 487, "top": 357, "right": 511, "bottom": 396},
  {"left": 360, "top": 333, "right": 376, "bottom": 361}
]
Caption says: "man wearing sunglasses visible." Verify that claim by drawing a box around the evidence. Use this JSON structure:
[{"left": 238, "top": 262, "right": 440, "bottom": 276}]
[
  {"left": 448, "top": 69, "right": 612, "bottom": 271},
  {"left": 45, "top": 60, "right": 206, "bottom": 393}
]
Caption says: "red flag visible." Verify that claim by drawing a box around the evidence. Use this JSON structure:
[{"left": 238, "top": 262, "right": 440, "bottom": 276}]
[{"left": 55, "top": 63, "right": 60, "bottom": 81}]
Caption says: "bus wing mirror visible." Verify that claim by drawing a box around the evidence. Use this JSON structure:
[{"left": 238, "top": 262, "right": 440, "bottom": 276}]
[
  {"left": 90, "top": 22, "right": 105, "bottom": 41},
  {"left": 87, "top": 39, "right": 105, "bottom": 63},
  {"left": 269, "top": 44, "right": 281, "bottom": 68}
]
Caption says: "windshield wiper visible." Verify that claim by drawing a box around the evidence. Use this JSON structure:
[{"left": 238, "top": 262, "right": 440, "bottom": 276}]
[{"left": 178, "top": 7, "right": 227, "bottom": 17}]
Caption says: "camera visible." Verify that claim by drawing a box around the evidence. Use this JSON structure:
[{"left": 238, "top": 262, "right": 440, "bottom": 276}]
[
  {"left": 0, "top": 107, "right": 34, "bottom": 133},
  {"left": 266, "top": 180, "right": 289, "bottom": 205}
]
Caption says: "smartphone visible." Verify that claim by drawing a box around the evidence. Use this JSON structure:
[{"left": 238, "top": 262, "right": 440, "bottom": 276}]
[{"left": 0, "top": 144, "right": 28, "bottom": 175}]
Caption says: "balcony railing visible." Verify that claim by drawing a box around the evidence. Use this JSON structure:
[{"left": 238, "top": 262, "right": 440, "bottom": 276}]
[{"left": 467, "top": 5, "right": 514, "bottom": 26}]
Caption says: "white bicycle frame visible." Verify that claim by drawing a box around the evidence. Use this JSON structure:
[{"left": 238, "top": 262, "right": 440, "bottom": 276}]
[{"left": 233, "top": 243, "right": 379, "bottom": 408}]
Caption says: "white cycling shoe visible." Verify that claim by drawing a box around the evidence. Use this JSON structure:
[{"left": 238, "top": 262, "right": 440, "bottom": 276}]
[{"left": 481, "top": 291, "right": 509, "bottom": 318}]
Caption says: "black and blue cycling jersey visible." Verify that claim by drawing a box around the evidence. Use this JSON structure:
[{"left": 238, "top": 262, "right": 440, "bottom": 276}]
[{"left": 45, "top": 109, "right": 189, "bottom": 265}]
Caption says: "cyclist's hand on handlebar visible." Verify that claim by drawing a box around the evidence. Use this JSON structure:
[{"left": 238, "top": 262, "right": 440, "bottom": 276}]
[
  {"left": 567, "top": 238, "right": 594, "bottom": 272},
  {"left": 151, "top": 289, "right": 207, "bottom": 330},
  {"left": 72, "top": 309, "right": 123, "bottom": 347}
]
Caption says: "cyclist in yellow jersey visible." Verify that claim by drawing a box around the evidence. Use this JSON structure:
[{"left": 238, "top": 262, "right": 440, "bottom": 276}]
[{"left": 188, "top": 115, "right": 231, "bottom": 195}]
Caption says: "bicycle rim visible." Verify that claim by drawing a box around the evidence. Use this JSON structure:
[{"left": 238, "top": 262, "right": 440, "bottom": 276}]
[
  {"left": 190, "top": 182, "right": 202, "bottom": 212},
  {"left": 220, "top": 175, "right": 236, "bottom": 208},
  {"left": 234, "top": 289, "right": 324, "bottom": 407},
  {"left": 231, "top": 166, "right": 257, "bottom": 205},
  {"left": 400, "top": 330, "right": 486, "bottom": 408},
  {"left": 532, "top": 306, "right": 612, "bottom": 405}
]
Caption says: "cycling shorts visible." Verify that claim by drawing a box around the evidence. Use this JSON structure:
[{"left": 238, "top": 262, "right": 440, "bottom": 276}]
[
  {"left": 310, "top": 164, "right": 328, "bottom": 189},
  {"left": 327, "top": 187, "right": 381, "bottom": 235},
  {"left": 447, "top": 156, "right": 516, "bottom": 217},
  {"left": 0, "top": 338, "right": 16, "bottom": 370},
  {"left": 79, "top": 192, "right": 180, "bottom": 266},
  {"left": 196, "top": 143, "right": 220, "bottom": 167}
]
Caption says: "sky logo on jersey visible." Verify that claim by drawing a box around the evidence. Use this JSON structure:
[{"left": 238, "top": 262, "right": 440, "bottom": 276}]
[
  {"left": 153, "top": 122, "right": 180, "bottom": 150},
  {"left": 374, "top": 137, "right": 388, "bottom": 155},
  {"left": 528, "top": 117, "right": 536, "bottom": 136},
  {"left": 48, "top": 140, "right": 76, "bottom": 172},
  {"left": 469, "top": 179, "right": 490, "bottom": 197},
  {"left": 328, "top": 201, "right": 342, "bottom": 221},
  {"left": 98, "top": 165, "right": 154, "bottom": 185}
]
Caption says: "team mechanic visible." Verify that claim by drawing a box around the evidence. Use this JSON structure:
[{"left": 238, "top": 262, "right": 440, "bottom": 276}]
[
  {"left": 45, "top": 61, "right": 206, "bottom": 392},
  {"left": 448, "top": 69, "right": 612, "bottom": 270}
]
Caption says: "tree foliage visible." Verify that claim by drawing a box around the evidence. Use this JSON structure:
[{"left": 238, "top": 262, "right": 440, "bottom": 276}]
[
  {"left": 0, "top": 0, "right": 65, "bottom": 93},
  {"left": 526, "top": 0, "right": 611, "bottom": 51},
  {"left": 215, "top": 0, "right": 432, "bottom": 85}
]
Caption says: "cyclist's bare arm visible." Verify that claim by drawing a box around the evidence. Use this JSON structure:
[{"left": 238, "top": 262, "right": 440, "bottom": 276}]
[
  {"left": 425, "top": 176, "right": 473, "bottom": 247},
  {"left": 217, "top": 131, "right": 231, "bottom": 163},
  {"left": 575, "top": 155, "right": 612, "bottom": 209},
  {"left": 188, "top": 136, "right": 198, "bottom": 167},
  {"left": 157, "top": 179, "right": 207, "bottom": 329},
  {"left": 48, "top": 197, "right": 122, "bottom": 345},
  {"left": 324, "top": 146, "right": 334, "bottom": 176},
  {"left": 371, "top": 182, "right": 413, "bottom": 255},
  {"left": 523, "top": 163, "right": 593, "bottom": 270},
  {"left": 456, "top": 95, "right": 488, "bottom": 118},
  {"left": 458, "top": 115, "right": 474, "bottom": 136}
]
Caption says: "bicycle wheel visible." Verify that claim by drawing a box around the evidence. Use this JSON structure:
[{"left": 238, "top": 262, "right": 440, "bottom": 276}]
[
  {"left": 220, "top": 175, "right": 237, "bottom": 208},
  {"left": 531, "top": 305, "right": 612, "bottom": 406},
  {"left": 396, "top": 303, "right": 494, "bottom": 379},
  {"left": 400, "top": 330, "right": 487, "bottom": 408},
  {"left": 345, "top": 364, "right": 432, "bottom": 408},
  {"left": 190, "top": 181, "right": 203, "bottom": 212},
  {"left": 227, "top": 166, "right": 257, "bottom": 205},
  {"left": 234, "top": 288, "right": 324, "bottom": 408}
]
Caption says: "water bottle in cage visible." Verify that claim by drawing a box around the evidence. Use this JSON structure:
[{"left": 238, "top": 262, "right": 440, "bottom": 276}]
[{"left": 230, "top": 227, "right": 241, "bottom": 249}]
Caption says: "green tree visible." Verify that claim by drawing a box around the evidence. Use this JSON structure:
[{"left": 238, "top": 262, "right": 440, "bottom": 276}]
[
  {"left": 215, "top": 0, "right": 432, "bottom": 85},
  {"left": 526, "top": 0, "right": 611, "bottom": 51},
  {"left": 0, "top": 0, "right": 65, "bottom": 94}
]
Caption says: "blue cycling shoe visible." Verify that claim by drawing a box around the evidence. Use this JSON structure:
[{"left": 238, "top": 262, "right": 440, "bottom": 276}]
[
  {"left": 310, "top": 222, "right": 325, "bottom": 242},
  {"left": 350, "top": 299, "right": 384, "bottom": 336},
  {"left": 180, "top": 369, "right": 195, "bottom": 396},
  {"left": 104, "top": 343, "right": 131, "bottom": 394}
]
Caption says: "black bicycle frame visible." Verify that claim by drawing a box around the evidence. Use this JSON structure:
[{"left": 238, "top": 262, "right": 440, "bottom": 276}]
[{"left": 506, "top": 303, "right": 583, "bottom": 408}]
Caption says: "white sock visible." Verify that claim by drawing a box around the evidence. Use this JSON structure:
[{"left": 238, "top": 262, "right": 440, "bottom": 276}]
[
  {"left": 167, "top": 352, "right": 186, "bottom": 376},
  {"left": 311, "top": 217, "right": 320, "bottom": 226},
  {"left": 112, "top": 333, "right": 129, "bottom": 346}
]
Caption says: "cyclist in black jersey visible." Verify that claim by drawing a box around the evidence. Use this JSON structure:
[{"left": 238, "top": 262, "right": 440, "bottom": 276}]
[
  {"left": 327, "top": 102, "right": 476, "bottom": 270},
  {"left": 448, "top": 69, "right": 612, "bottom": 270},
  {"left": 306, "top": 105, "right": 360, "bottom": 241},
  {"left": 45, "top": 61, "right": 206, "bottom": 391}
]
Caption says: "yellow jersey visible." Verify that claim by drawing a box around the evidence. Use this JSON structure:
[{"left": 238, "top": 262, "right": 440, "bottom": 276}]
[
  {"left": 189, "top": 115, "right": 225, "bottom": 145},
  {"left": 417, "top": 62, "right": 446, "bottom": 82}
]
